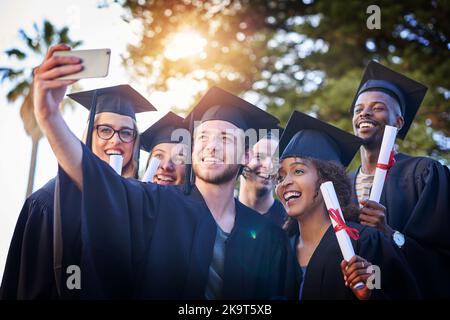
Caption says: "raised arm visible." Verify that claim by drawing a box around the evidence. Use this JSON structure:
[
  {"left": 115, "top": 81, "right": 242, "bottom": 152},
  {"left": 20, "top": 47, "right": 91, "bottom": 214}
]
[{"left": 33, "top": 44, "right": 84, "bottom": 189}]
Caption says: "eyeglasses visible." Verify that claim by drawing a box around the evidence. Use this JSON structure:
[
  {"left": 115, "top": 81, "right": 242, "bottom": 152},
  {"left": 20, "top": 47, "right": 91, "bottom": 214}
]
[{"left": 96, "top": 124, "right": 137, "bottom": 143}]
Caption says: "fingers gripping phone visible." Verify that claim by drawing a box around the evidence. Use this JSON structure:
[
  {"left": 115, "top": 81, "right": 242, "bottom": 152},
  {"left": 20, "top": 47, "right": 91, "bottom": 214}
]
[{"left": 54, "top": 48, "right": 111, "bottom": 80}]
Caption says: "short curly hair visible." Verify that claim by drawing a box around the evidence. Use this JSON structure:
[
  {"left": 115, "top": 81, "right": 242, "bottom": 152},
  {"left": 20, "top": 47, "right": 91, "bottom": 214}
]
[{"left": 281, "top": 157, "right": 359, "bottom": 237}]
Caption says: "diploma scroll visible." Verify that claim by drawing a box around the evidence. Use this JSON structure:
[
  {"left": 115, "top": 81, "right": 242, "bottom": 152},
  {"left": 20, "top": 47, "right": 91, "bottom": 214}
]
[
  {"left": 109, "top": 154, "right": 123, "bottom": 175},
  {"left": 369, "top": 125, "right": 397, "bottom": 203},
  {"left": 142, "top": 157, "right": 161, "bottom": 183},
  {"left": 320, "top": 181, "right": 364, "bottom": 290}
]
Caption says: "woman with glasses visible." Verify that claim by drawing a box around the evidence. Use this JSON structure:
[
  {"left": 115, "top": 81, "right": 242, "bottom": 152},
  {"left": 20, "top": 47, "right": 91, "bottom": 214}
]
[
  {"left": 0, "top": 85, "right": 156, "bottom": 299},
  {"left": 73, "top": 85, "right": 155, "bottom": 178}
]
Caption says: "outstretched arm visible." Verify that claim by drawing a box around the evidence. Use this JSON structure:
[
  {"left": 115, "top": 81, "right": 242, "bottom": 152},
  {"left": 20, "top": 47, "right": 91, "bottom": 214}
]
[{"left": 33, "top": 44, "right": 84, "bottom": 189}]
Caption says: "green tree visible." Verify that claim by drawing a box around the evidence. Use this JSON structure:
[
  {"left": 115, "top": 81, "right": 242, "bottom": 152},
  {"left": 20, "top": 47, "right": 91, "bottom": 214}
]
[
  {"left": 0, "top": 20, "right": 82, "bottom": 197},
  {"left": 116, "top": 0, "right": 304, "bottom": 98},
  {"left": 262, "top": 0, "right": 450, "bottom": 165},
  {"left": 116, "top": 0, "right": 449, "bottom": 164}
]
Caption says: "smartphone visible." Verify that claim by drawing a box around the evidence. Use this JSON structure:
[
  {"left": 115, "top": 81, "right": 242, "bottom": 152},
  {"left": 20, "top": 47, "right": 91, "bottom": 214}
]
[{"left": 54, "top": 48, "right": 111, "bottom": 80}]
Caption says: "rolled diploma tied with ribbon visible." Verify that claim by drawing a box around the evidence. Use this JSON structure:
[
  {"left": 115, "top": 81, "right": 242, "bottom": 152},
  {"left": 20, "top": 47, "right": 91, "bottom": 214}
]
[
  {"left": 142, "top": 157, "right": 161, "bottom": 183},
  {"left": 109, "top": 154, "right": 123, "bottom": 175},
  {"left": 320, "top": 181, "right": 365, "bottom": 290},
  {"left": 369, "top": 125, "right": 397, "bottom": 203}
]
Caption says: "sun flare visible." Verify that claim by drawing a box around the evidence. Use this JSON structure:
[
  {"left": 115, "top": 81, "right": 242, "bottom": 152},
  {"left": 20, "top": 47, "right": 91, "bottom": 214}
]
[{"left": 164, "top": 30, "right": 207, "bottom": 61}]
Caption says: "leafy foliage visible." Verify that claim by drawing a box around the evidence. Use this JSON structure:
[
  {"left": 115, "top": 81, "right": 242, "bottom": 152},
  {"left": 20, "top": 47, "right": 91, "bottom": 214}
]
[{"left": 115, "top": 0, "right": 448, "bottom": 163}]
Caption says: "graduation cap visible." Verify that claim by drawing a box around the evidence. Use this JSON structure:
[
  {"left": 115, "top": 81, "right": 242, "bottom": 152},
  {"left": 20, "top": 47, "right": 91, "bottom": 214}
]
[
  {"left": 183, "top": 86, "right": 280, "bottom": 193},
  {"left": 140, "top": 111, "right": 187, "bottom": 152},
  {"left": 279, "top": 111, "right": 364, "bottom": 167},
  {"left": 350, "top": 60, "right": 428, "bottom": 139},
  {"left": 68, "top": 84, "right": 157, "bottom": 149},
  {"left": 184, "top": 86, "right": 280, "bottom": 131}
]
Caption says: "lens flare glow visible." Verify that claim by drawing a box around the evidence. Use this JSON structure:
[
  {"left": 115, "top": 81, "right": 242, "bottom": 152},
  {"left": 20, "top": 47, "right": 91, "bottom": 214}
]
[{"left": 164, "top": 30, "right": 207, "bottom": 61}]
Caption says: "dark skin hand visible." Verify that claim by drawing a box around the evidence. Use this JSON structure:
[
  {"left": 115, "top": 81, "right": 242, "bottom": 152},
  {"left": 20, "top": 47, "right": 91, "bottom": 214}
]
[
  {"left": 358, "top": 199, "right": 394, "bottom": 237},
  {"left": 340, "top": 255, "right": 372, "bottom": 300}
]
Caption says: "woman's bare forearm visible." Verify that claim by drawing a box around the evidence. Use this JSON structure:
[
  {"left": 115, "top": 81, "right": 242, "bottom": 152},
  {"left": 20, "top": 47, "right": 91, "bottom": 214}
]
[{"left": 33, "top": 44, "right": 84, "bottom": 190}]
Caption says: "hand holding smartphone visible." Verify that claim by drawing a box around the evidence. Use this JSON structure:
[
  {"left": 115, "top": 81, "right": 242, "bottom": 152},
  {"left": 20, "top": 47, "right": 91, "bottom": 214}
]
[{"left": 53, "top": 48, "right": 111, "bottom": 80}]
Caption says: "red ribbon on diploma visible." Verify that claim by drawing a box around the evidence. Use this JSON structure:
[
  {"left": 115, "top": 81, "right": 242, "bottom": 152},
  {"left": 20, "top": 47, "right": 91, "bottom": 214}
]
[
  {"left": 328, "top": 208, "right": 360, "bottom": 240},
  {"left": 376, "top": 149, "right": 396, "bottom": 171}
]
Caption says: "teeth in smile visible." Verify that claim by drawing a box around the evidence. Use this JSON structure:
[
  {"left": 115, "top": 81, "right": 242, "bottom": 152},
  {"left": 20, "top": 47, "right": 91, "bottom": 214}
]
[
  {"left": 203, "top": 157, "right": 223, "bottom": 164},
  {"left": 283, "top": 191, "right": 301, "bottom": 202},
  {"left": 157, "top": 175, "right": 175, "bottom": 182},
  {"left": 256, "top": 172, "right": 270, "bottom": 179},
  {"left": 359, "top": 122, "right": 375, "bottom": 129},
  {"left": 106, "top": 150, "right": 122, "bottom": 156}
]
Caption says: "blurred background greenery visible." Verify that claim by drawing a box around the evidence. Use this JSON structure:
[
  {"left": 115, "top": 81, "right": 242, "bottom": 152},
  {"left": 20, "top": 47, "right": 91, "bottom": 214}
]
[{"left": 117, "top": 0, "right": 449, "bottom": 168}]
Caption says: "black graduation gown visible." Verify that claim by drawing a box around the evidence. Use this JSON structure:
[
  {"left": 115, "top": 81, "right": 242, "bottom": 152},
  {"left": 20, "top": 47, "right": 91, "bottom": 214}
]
[
  {"left": 56, "top": 143, "right": 290, "bottom": 299},
  {"left": 350, "top": 153, "right": 450, "bottom": 298},
  {"left": 286, "top": 223, "right": 421, "bottom": 300},
  {"left": 0, "top": 179, "right": 58, "bottom": 299},
  {"left": 262, "top": 199, "right": 287, "bottom": 228},
  {"left": 1, "top": 176, "right": 82, "bottom": 300}
]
